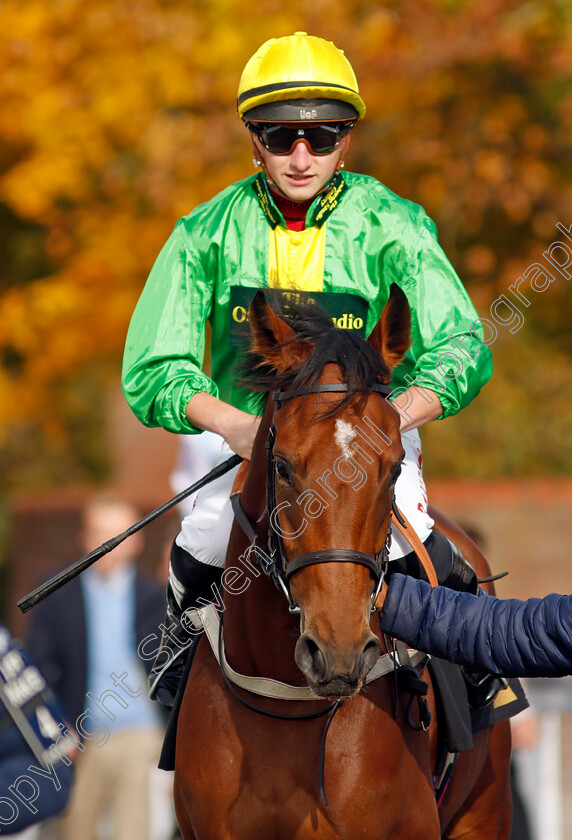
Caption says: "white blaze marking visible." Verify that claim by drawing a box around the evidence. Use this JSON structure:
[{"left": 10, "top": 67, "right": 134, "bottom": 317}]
[{"left": 334, "top": 419, "right": 355, "bottom": 459}]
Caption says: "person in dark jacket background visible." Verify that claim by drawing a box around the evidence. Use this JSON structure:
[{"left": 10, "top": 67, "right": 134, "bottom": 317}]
[
  {"left": 26, "top": 497, "right": 173, "bottom": 840},
  {"left": 0, "top": 623, "right": 75, "bottom": 835},
  {"left": 379, "top": 574, "right": 572, "bottom": 678}
]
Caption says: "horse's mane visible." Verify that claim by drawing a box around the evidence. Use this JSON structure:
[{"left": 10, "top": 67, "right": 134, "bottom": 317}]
[{"left": 241, "top": 293, "right": 390, "bottom": 415}]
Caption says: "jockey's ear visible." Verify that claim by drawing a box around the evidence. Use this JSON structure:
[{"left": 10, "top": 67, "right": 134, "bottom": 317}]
[
  {"left": 368, "top": 284, "right": 411, "bottom": 371},
  {"left": 249, "top": 290, "right": 311, "bottom": 372}
]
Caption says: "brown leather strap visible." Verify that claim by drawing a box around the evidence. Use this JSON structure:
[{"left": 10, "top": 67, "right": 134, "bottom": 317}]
[
  {"left": 391, "top": 508, "right": 439, "bottom": 587},
  {"left": 230, "top": 458, "right": 249, "bottom": 498}
]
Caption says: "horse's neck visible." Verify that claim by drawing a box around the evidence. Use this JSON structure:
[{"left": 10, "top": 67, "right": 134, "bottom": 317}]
[
  {"left": 223, "top": 542, "right": 300, "bottom": 681},
  {"left": 222, "top": 399, "right": 301, "bottom": 683}
]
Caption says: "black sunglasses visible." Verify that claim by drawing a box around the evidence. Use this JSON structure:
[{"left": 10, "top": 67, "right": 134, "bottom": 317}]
[{"left": 249, "top": 123, "right": 353, "bottom": 156}]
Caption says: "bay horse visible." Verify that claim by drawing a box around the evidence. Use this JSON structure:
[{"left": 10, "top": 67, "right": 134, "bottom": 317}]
[{"left": 174, "top": 286, "right": 512, "bottom": 839}]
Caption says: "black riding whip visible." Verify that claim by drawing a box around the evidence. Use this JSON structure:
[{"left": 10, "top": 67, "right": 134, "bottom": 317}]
[{"left": 17, "top": 453, "right": 242, "bottom": 614}]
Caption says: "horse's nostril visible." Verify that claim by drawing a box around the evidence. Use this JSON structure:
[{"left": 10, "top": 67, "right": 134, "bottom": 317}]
[
  {"left": 306, "top": 637, "right": 321, "bottom": 662},
  {"left": 364, "top": 637, "right": 381, "bottom": 655},
  {"left": 306, "top": 637, "right": 326, "bottom": 676},
  {"left": 296, "top": 634, "right": 327, "bottom": 680},
  {"left": 361, "top": 636, "right": 382, "bottom": 672}
]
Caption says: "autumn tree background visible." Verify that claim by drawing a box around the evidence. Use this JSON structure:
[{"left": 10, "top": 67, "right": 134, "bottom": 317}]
[{"left": 1, "top": 0, "right": 571, "bottom": 502}]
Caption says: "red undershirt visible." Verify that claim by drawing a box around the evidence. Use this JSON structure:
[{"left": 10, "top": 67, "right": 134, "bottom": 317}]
[{"left": 271, "top": 192, "right": 312, "bottom": 232}]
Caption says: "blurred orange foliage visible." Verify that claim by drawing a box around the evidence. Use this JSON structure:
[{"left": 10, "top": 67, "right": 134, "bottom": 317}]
[{"left": 0, "top": 0, "right": 571, "bottom": 487}]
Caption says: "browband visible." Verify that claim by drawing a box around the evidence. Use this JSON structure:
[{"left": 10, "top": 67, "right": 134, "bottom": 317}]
[{"left": 273, "top": 383, "right": 393, "bottom": 403}]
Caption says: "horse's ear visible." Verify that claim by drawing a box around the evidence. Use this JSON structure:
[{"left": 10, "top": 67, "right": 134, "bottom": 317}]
[
  {"left": 368, "top": 284, "right": 411, "bottom": 371},
  {"left": 249, "top": 290, "right": 310, "bottom": 372}
]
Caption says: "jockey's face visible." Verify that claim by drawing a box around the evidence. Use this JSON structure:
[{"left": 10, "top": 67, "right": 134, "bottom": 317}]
[{"left": 251, "top": 127, "right": 349, "bottom": 203}]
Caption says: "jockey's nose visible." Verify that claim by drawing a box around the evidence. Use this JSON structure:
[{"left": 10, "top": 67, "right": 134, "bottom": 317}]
[{"left": 289, "top": 140, "right": 313, "bottom": 170}]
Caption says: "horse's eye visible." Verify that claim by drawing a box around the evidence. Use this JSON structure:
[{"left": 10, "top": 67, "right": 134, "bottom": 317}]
[
  {"left": 274, "top": 459, "right": 291, "bottom": 484},
  {"left": 389, "top": 464, "right": 402, "bottom": 486}
]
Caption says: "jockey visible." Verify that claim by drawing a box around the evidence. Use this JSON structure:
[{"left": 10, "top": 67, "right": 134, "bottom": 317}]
[{"left": 123, "top": 32, "right": 498, "bottom": 710}]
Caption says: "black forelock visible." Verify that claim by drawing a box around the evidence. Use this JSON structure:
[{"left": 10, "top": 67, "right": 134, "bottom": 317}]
[{"left": 241, "top": 293, "right": 389, "bottom": 414}]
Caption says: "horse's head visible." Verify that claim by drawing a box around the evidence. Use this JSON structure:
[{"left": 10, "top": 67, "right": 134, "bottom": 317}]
[{"left": 246, "top": 286, "right": 410, "bottom": 699}]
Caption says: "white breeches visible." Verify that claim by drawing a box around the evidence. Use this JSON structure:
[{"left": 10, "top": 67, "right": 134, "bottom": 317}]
[{"left": 175, "top": 429, "right": 434, "bottom": 567}]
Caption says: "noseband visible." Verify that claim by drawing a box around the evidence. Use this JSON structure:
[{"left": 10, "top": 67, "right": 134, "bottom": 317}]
[{"left": 260, "top": 381, "right": 394, "bottom": 613}]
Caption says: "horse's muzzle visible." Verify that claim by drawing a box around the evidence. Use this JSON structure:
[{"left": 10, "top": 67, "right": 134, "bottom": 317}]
[{"left": 295, "top": 630, "right": 381, "bottom": 698}]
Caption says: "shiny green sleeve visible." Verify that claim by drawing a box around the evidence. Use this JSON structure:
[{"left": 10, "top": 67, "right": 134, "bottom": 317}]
[
  {"left": 397, "top": 215, "right": 492, "bottom": 418},
  {"left": 122, "top": 219, "right": 217, "bottom": 434}
]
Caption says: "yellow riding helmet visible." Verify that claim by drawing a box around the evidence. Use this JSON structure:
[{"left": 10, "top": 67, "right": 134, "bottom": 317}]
[{"left": 237, "top": 32, "right": 366, "bottom": 122}]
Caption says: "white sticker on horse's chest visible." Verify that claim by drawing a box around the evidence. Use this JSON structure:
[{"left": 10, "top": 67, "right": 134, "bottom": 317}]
[{"left": 334, "top": 419, "right": 356, "bottom": 459}]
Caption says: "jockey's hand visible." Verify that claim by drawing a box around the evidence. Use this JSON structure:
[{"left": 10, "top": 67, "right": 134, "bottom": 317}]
[
  {"left": 186, "top": 392, "right": 261, "bottom": 460},
  {"left": 218, "top": 409, "right": 261, "bottom": 460}
]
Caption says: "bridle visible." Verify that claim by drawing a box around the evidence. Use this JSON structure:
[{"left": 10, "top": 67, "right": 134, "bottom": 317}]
[
  {"left": 225, "top": 378, "right": 430, "bottom": 806},
  {"left": 256, "top": 381, "right": 394, "bottom": 613}
]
